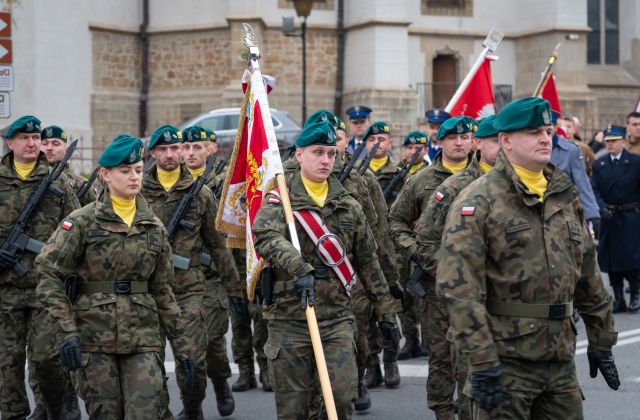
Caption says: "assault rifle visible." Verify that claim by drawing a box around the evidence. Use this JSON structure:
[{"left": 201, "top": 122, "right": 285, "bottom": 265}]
[
  {"left": 357, "top": 142, "right": 380, "bottom": 176},
  {"left": 406, "top": 253, "right": 426, "bottom": 298},
  {"left": 383, "top": 148, "right": 422, "bottom": 200},
  {"left": 0, "top": 140, "right": 79, "bottom": 277},
  {"left": 337, "top": 142, "right": 365, "bottom": 183},
  {"left": 166, "top": 158, "right": 214, "bottom": 270},
  {"left": 76, "top": 165, "right": 100, "bottom": 201}
]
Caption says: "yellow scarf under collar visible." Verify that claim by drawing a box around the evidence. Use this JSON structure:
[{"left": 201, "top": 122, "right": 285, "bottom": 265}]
[
  {"left": 14, "top": 160, "right": 36, "bottom": 180},
  {"left": 157, "top": 167, "right": 180, "bottom": 192},
  {"left": 369, "top": 156, "right": 388, "bottom": 173},
  {"left": 442, "top": 159, "right": 467, "bottom": 174},
  {"left": 301, "top": 175, "right": 329, "bottom": 207},
  {"left": 111, "top": 195, "right": 136, "bottom": 227},
  {"left": 188, "top": 166, "right": 205, "bottom": 180},
  {"left": 479, "top": 160, "right": 493, "bottom": 174},
  {"left": 512, "top": 163, "right": 547, "bottom": 201}
]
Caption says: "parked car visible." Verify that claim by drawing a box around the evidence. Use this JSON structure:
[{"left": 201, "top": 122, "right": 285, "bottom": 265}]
[{"left": 179, "top": 107, "right": 301, "bottom": 158}]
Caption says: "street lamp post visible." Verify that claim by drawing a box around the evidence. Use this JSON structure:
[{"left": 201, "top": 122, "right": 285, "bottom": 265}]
[{"left": 292, "top": 0, "right": 313, "bottom": 123}]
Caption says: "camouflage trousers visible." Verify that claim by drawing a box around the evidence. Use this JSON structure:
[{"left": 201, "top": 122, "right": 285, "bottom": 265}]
[
  {"left": 469, "top": 357, "right": 583, "bottom": 420},
  {"left": 264, "top": 317, "right": 357, "bottom": 420},
  {"left": 203, "top": 280, "right": 232, "bottom": 383},
  {"left": 160, "top": 293, "right": 208, "bottom": 414},
  {"left": 73, "top": 351, "right": 165, "bottom": 419},
  {"left": 229, "top": 297, "right": 268, "bottom": 374},
  {"left": 352, "top": 283, "right": 371, "bottom": 378},
  {"left": 426, "top": 296, "right": 469, "bottom": 420},
  {"left": 0, "top": 288, "right": 73, "bottom": 420},
  {"left": 398, "top": 258, "right": 421, "bottom": 342}
]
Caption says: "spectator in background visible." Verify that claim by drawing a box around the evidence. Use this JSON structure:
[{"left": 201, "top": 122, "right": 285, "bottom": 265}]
[
  {"left": 562, "top": 116, "right": 596, "bottom": 176},
  {"left": 625, "top": 111, "right": 640, "bottom": 155},
  {"left": 589, "top": 129, "right": 605, "bottom": 154}
]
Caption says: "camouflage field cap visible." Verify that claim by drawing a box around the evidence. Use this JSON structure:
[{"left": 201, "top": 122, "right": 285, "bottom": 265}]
[
  {"left": 493, "top": 97, "right": 552, "bottom": 132},
  {"left": 362, "top": 121, "right": 390, "bottom": 142},
  {"left": 474, "top": 115, "right": 499, "bottom": 139},
  {"left": 98, "top": 134, "right": 144, "bottom": 168},
  {"left": 41, "top": 125, "right": 68, "bottom": 142},
  {"left": 204, "top": 128, "right": 217, "bottom": 142},
  {"left": 403, "top": 130, "right": 428, "bottom": 146},
  {"left": 182, "top": 126, "right": 208, "bottom": 143},
  {"left": 148, "top": 124, "right": 181, "bottom": 149},
  {"left": 6, "top": 115, "right": 42, "bottom": 138},
  {"left": 294, "top": 121, "right": 337, "bottom": 147},
  {"left": 336, "top": 118, "right": 346, "bottom": 132},
  {"left": 305, "top": 109, "right": 338, "bottom": 128},
  {"left": 436, "top": 116, "right": 477, "bottom": 140}
]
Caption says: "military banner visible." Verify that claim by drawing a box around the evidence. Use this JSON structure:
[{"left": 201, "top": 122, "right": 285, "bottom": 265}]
[
  {"left": 447, "top": 56, "right": 497, "bottom": 119},
  {"left": 540, "top": 73, "right": 562, "bottom": 116}
]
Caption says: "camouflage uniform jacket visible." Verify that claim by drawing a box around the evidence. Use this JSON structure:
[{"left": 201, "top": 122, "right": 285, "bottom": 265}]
[
  {"left": 62, "top": 164, "right": 97, "bottom": 206},
  {"left": 415, "top": 153, "right": 483, "bottom": 296},
  {"left": 436, "top": 150, "right": 617, "bottom": 373},
  {"left": 371, "top": 157, "right": 401, "bottom": 207},
  {"left": 142, "top": 164, "right": 239, "bottom": 296},
  {"left": 389, "top": 153, "right": 464, "bottom": 259},
  {"left": 35, "top": 191, "right": 191, "bottom": 356},
  {"left": 252, "top": 170, "right": 397, "bottom": 321},
  {"left": 0, "top": 152, "right": 79, "bottom": 289}
]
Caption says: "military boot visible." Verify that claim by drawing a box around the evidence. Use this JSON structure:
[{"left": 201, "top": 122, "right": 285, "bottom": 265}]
[
  {"left": 612, "top": 285, "right": 627, "bottom": 313},
  {"left": 398, "top": 337, "right": 421, "bottom": 360},
  {"left": 419, "top": 341, "right": 429, "bottom": 357},
  {"left": 259, "top": 369, "right": 273, "bottom": 392},
  {"left": 213, "top": 380, "right": 235, "bottom": 417},
  {"left": 628, "top": 280, "right": 640, "bottom": 313},
  {"left": 27, "top": 405, "right": 47, "bottom": 420},
  {"left": 61, "top": 395, "right": 81, "bottom": 420},
  {"left": 232, "top": 367, "right": 257, "bottom": 392},
  {"left": 353, "top": 378, "right": 371, "bottom": 411},
  {"left": 384, "top": 362, "right": 401, "bottom": 388},
  {"left": 175, "top": 408, "right": 204, "bottom": 420},
  {"left": 364, "top": 364, "right": 383, "bottom": 389}
]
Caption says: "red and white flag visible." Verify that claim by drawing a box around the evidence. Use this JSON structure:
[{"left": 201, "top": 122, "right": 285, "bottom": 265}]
[
  {"left": 540, "top": 73, "right": 562, "bottom": 116},
  {"left": 216, "top": 69, "right": 282, "bottom": 292},
  {"left": 448, "top": 56, "right": 497, "bottom": 119}
]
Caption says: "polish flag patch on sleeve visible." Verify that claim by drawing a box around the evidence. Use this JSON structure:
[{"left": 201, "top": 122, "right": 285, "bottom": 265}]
[
  {"left": 460, "top": 206, "right": 475, "bottom": 216},
  {"left": 434, "top": 191, "right": 445, "bottom": 201},
  {"left": 268, "top": 195, "right": 281, "bottom": 204},
  {"left": 61, "top": 220, "right": 73, "bottom": 230}
]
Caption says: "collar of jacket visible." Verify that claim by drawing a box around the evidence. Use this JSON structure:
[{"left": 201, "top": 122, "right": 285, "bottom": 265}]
[
  {"left": 0, "top": 151, "right": 50, "bottom": 183},
  {"left": 493, "top": 149, "right": 574, "bottom": 207},
  {"left": 144, "top": 162, "right": 194, "bottom": 194},
  {"left": 94, "top": 189, "right": 155, "bottom": 231},
  {"left": 288, "top": 170, "right": 349, "bottom": 211},
  {"left": 375, "top": 156, "right": 399, "bottom": 175},
  {"left": 461, "top": 151, "right": 483, "bottom": 179}
]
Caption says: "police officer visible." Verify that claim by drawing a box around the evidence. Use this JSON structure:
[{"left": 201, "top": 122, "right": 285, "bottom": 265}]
[
  {"left": 0, "top": 115, "right": 80, "bottom": 420},
  {"left": 35, "top": 134, "right": 196, "bottom": 419},
  {"left": 438, "top": 97, "right": 619, "bottom": 418},
  {"left": 253, "top": 121, "right": 400, "bottom": 419},
  {"left": 41, "top": 125, "right": 96, "bottom": 206},
  {"left": 345, "top": 105, "right": 372, "bottom": 160},
  {"left": 591, "top": 125, "right": 640, "bottom": 313},
  {"left": 424, "top": 109, "right": 452, "bottom": 164},
  {"left": 142, "top": 125, "right": 239, "bottom": 419}
]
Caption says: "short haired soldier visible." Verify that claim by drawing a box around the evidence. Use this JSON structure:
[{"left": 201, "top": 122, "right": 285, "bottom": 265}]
[
  {"left": 35, "top": 134, "right": 195, "bottom": 418},
  {"left": 253, "top": 121, "right": 400, "bottom": 419},
  {"left": 437, "top": 97, "right": 620, "bottom": 418}
]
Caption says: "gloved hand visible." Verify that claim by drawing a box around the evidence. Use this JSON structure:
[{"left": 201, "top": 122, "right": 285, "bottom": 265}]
[
  {"left": 589, "top": 218, "right": 601, "bottom": 239},
  {"left": 588, "top": 350, "right": 620, "bottom": 390},
  {"left": 228, "top": 296, "right": 250, "bottom": 321},
  {"left": 600, "top": 208, "right": 614, "bottom": 221},
  {"left": 0, "top": 249, "right": 17, "bottom": 270},
  {"left": 58, "top": 336, "right": 82, "bottom": 370},
  {"left": 294, "top": 273, "right": 315, "bottom": 310},
  {"left": 178, "top": 356, "right": 196, "bottom": 391},
  {"left": 470, "top": 366, "right": 510, "bottom": 411},
  {"left": 389, "top": 284, "right": 405, "bottom": 301},
  {"left": 378, "top": 321, "right": 401, "bottom": 349}
]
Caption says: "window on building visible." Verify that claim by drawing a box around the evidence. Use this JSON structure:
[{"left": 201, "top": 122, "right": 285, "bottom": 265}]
[
  {"left": 587, "top": 0, "right": 619, "bottom": 65},
  {"left": 427, "top": 0, "right": 464, "bottom": 7},
  {"left": 422, "top": 0, "right": 472, "bottom": 16}
]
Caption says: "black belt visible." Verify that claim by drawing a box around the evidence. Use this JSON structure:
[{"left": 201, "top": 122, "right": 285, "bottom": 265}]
[{"left": 78, "top": 281, "right": 148, "bottom": 295}]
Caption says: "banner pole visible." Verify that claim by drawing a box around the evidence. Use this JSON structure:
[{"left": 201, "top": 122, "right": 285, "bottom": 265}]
[{"left": 533, "top": 43, "right": 561, "bottom": 97}]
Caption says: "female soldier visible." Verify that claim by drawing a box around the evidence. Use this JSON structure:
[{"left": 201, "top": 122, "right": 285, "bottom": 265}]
[{"left": 35, "top": 134, "right": 195, "bottom": 419}]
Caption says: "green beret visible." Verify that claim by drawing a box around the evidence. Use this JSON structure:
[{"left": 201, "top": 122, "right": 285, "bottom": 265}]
[
  {"left": 204, "top": 128, "right": 217, "bottom": 142},
  {"left": 305, "top": 109, "right": 338, "bottom": 128},
  {"left": 294, "top": 121, "right": 337, "bottom": 147},
  {"left": 149, "top": 124, "right": 181, "bottom": 149},
  {"left": 6, "top": 115, "right": 42, "bottom": 138},
  {"left": 436, "top": 116, "right": 477, "bottom": 140},
  {"left": 475, "top": 115, "right": 498, "bottom": 139},
  {"left": 493, "top": 97, "right": 552, "bottom": 132},
  {"left": 362, "top": 121, "right": 390, "bottom": 142},
  {"left": 41, "top": 125, "right": 68, "bottom": 142},
  {"left": 98, "top": 134, "right": 145, "bottom": 168},
  {"left": 182, "top": 126, "right": 208, "bottom": 143},
  {"left": 403, "top": 130, "right": 428, "bottom": 146},
  {"left": 336, "top": 118, "right": 346, "bottom": 131}
]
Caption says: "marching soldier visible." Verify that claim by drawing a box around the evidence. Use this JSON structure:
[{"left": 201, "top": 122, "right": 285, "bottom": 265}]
[
  {"left": 362, "top": 121, "right": 400, "bottom": 206},
  {"left": 591, "top": 125, "right": 640, "bottom": 313},
  {"left": 414, "top": 115, "right": 500, "bottom": 420},
  {"left": 142, "top": 125, "right": 240, "bottom": 419},
  {"left": 438, "top": 97, "right": 619, "bottom": 418},
  {"left": 35, "top": 134, "right": 196, "bottom": 419},
  {"left": 0, "top": 115, "right": 80, "bottom": 420},
  {"left": 424, "top": 109, "right": 452, "bottom": 164},
  {"left": 253, "top": 121, "right": 400, "bottom": 419},
  {"left": 41, "top": 124, "right": 97, "bottom": 206},
  {"left": 345, "top": 105, "right": 372, "bottom": 160},
  {"left": 388, "top": 115, "right": 475, "bottom": 418}
]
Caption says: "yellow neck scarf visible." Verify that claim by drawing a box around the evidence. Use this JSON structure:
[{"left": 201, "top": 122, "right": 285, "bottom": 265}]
[
  {"left": 512, "top": 163, "right": 547, "bottom": 201},
  {"left": 442, "top": 159, "right": 467, "bottom": 174},
  {"left": 479, "top": 160, "right": 493, "bottom": 174},
  {"left": 111, "top": 195, "right": 136, "bottom": 227},
  {"left": 188, "top": 166, "right": 205, "bottom": 180},
  {"left": 301, "top": 175, "right": 329, "bottom": 207},
  {"left": 157, "top": 167, "right": 180, "bottom": 192},
  {"left": 14, "top": 160, "right": 36, "bottom": 180},
  {"left": 409, "top": 162, "right": 425, "bottom": 175},
  {"left": 369, "top": 156, "right": 388, "bottom": 172}
]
